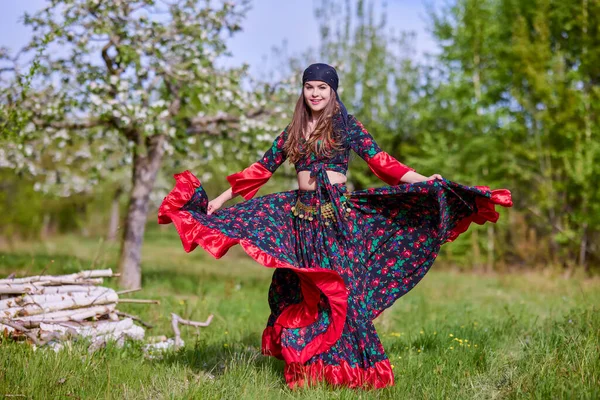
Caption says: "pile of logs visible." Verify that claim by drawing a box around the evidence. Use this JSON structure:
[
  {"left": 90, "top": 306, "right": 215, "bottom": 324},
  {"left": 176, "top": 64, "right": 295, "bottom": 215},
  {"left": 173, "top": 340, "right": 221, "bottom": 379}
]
[{"left": 0, "top": 269, "right": 151, "bottom": 349}]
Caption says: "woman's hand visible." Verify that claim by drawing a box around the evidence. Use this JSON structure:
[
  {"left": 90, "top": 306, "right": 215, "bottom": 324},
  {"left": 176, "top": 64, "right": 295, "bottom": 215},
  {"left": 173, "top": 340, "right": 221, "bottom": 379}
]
[
  {"left": 207, "top": 197, "right": 226, "bottom": 216},
  {"left": 400, "top": 171, "right": 444, "bottom": 184}
]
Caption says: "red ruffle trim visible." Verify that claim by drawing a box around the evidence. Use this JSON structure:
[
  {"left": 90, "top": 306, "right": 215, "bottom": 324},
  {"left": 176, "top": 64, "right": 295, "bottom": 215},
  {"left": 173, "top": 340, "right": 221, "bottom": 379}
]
[
  {"left": 158, "top": 170, "right": 348, "bottom": 364},
  {"left": 446, "top": 186, "right": 513, "bottom": 243},
  {"left": 284, "top": 359, "right": 395, "bottom": 390},
  {"left": 226, "top": 162, "right": 272, "bottom": 200},
  {"left": 366, "top": 151, "right": 415, "bottom": 186}
]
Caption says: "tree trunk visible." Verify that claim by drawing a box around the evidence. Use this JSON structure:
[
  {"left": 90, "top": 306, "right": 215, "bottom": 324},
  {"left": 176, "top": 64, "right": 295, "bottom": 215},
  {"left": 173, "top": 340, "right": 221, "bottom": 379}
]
[
  {"left": 40, "top": 213, "right": 51, "bottom": 240},
  {"left": 471, "top": 229, "right": 481, "bottom": 271},
  {"left": 579, "top": 222, "right": 588, "bottom": 272},
  {"left": 486, "top": 225, "right": 495, "bottom": 273},
  {"left": 107, "top": 187, "right": 123, "bottom": 242},
  {"left": 118, "top": 135, "right": 166, "bottom": 289}
]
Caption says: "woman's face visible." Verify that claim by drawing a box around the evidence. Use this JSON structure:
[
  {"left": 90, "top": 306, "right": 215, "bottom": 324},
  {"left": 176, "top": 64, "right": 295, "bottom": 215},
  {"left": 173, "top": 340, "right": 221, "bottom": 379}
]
[{"left": 303, "top": 80, "right": 331, "bottom": 114}]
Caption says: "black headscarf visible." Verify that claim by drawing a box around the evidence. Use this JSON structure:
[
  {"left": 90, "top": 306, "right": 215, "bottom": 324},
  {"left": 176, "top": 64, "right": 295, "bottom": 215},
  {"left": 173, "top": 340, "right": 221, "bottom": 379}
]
[{"left": 302, "top": 63, "right": 349, "bottom": 128}]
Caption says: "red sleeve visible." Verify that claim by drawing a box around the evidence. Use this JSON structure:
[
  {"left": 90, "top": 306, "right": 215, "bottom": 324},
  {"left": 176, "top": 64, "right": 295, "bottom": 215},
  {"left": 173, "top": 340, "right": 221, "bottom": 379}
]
[
  {"left": 226, "top": 162, "right": 273, "bottom": 200},
  {"left": 366, "top": 151, "right": 415, "bottom": 186},
  {"left": 226, "top": 128, "right": 288, "bottom": 200}
]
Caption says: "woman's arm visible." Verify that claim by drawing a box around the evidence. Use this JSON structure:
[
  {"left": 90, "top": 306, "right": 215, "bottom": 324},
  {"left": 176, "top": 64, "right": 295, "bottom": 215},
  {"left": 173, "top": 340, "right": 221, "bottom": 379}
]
[
  {"left": 207, "top": 128, "right": 288, "bottom": 215},
  {"left": 397, "top": 170, "right": 442, "bottom": 184},
  {"left": 347, "top": 115, "right": 413, "bottom": 184},
  {"left": 347, "top": 115, "right": 439, "bottom": 184}
]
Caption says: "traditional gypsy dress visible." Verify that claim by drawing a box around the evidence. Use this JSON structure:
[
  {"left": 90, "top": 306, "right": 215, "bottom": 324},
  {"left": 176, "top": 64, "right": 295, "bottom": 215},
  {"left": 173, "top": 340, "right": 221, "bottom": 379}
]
[{"left": 157, "top": 113, "right": 512, "bottom": 389}]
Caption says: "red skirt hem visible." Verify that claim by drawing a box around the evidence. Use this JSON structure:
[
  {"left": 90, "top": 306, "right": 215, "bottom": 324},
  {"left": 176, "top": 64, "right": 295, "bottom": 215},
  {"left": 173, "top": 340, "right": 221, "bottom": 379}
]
[
  {"left": 284, "top": 359, "right": 395, "bottom": 389},
  {"left": 446, "top": 186, "right": 512, "bottom": 243}
]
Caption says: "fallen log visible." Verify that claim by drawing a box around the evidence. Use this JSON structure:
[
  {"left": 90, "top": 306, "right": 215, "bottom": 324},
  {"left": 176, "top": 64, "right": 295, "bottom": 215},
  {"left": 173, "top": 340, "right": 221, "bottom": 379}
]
[
  {"left": 0, "top": 269, "right": 114, "bottom": 285},
  {"left": 18, "top": 285, "right": 111, "bottom": 295},
  {"left": 0, "top": 288, "right": 115, "bottom": 309},
  {"left": 12, "top": 304, "right": 117, "bottom": 328},
  {"left": 0, "top": 279, "right": 104, "bottom": 294},
  {"left": 1, "top": 292, "right": 118, "bottom": 318}
]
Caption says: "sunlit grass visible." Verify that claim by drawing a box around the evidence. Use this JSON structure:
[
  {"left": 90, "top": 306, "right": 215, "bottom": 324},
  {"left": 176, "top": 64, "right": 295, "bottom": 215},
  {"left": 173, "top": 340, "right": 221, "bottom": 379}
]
[{"left": 1, "top": 229, "right": 599, "bottom": 399}]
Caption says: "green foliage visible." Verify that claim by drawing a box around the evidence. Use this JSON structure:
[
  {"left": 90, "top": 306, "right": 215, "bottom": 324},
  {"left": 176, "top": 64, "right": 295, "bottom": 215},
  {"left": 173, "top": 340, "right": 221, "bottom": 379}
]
[{"left": 419, "top": 0, "right": 600, "bottom": 271}]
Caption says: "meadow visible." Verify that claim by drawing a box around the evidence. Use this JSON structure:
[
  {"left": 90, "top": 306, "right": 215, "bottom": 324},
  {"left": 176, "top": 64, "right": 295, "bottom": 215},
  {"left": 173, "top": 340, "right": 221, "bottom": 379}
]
[{"left": 1, "top": 226, "right": 598, "bottom": 399}]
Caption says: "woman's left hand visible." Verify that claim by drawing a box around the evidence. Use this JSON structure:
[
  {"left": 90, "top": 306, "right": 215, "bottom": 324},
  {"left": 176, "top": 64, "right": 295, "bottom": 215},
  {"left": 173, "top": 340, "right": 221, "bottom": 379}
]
[{"left": 428, "top": 174, "right": 443, "bottom": 181}]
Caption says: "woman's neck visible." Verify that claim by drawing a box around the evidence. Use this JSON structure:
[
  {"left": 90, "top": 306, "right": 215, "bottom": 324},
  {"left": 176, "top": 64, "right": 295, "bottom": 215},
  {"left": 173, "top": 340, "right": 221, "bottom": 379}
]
[{"left": 309, "top": 109, "right": 323, "bottom": 122}]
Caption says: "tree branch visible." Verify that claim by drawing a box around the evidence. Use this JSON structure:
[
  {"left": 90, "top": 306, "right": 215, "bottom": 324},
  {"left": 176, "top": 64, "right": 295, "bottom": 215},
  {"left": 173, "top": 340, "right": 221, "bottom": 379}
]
[
  {"left": 32, "top": 118, "right": 105, "bottom": 130},
  {"left": 187, "top": 108, "right": 270, "bottom": 135},
  {"left": 101, "top": 36, "right": 121, "bottom": 75}
]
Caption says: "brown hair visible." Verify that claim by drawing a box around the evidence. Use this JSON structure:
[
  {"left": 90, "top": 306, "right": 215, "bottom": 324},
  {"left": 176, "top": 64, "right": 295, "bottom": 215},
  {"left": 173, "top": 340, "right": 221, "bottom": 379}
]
[{"left": 283, "top": 88, "right": 344, "bottom": 164}]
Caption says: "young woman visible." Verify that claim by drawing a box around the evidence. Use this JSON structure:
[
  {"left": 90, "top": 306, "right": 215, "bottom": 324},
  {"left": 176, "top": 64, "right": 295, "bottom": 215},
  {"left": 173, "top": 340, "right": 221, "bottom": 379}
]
[{"left": 158, "top": 63, "right": 512, "bottom": 389}]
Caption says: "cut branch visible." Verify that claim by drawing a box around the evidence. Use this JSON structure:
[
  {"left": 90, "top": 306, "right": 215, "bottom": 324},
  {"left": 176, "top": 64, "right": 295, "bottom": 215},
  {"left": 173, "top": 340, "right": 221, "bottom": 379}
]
[
  {"left": 171, "top": 312, "right": 213, "bottom": 348},
  {"left": 0, "top": 320, "right": 43, "bottom": 345},
  {"left": 115, "top": 311, "right": 153, "bottom": 329},
  {"left": 117, "top": 299, "right": 160, "bottom": 304}
]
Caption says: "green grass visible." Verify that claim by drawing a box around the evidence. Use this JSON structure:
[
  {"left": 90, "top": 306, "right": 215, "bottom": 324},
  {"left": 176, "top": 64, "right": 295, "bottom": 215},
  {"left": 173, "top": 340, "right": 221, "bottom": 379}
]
[{"left": 1, "top": 229, "right": 599, "bottom": 399}]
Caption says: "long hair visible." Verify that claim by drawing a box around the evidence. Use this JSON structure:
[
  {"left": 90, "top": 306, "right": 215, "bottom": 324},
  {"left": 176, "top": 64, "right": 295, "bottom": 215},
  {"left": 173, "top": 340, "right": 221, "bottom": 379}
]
[{"left": 284, "top": 88, "right": 345, "bottom": 164}]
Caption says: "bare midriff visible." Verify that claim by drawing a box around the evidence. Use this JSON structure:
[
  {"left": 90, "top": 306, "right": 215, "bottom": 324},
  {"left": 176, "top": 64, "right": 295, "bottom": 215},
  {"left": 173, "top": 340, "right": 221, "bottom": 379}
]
[{"left": 297, "top": 170, "right": 347, "bottom": 190}]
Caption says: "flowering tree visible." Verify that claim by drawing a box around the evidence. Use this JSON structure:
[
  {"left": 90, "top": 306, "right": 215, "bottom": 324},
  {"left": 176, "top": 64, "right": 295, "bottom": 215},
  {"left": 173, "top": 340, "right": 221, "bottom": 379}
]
[{"left": 2, "top": 0, "right": 285, "bottom": 288}]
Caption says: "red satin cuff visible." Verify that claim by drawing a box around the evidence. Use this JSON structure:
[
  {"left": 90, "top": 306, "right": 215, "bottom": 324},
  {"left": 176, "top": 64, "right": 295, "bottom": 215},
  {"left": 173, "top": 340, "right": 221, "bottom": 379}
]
[
  {"left": 367, "top": 151, "right": 415, "bottom": 185},
  {"left": 226, "top": 162, "right": 273, "bottom": 200}
]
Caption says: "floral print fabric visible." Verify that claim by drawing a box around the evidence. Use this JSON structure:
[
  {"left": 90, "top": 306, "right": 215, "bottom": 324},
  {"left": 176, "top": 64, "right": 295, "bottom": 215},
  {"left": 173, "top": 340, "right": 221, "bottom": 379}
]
[{"left": 158, "top": 160, "right": 512, "bottom": 388}]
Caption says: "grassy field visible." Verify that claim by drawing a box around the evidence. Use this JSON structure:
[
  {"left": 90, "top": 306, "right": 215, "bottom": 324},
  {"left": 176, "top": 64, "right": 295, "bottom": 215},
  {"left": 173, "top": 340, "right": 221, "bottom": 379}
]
[{"left": 1, "top": 227, "right": 599, "bottom": 399}]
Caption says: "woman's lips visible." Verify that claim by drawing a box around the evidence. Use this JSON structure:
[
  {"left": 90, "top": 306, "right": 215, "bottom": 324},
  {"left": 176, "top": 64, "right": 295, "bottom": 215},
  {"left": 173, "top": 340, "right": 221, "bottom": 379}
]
[{"left": 310, "top": 99, "right": 321, "bottom": 104}]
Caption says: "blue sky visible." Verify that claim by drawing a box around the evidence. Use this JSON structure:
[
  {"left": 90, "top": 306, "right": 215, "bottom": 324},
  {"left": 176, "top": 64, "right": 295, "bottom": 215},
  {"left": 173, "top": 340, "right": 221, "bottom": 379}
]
[{"left": 0, "top": 0, "right": 439, "bottom": 76}]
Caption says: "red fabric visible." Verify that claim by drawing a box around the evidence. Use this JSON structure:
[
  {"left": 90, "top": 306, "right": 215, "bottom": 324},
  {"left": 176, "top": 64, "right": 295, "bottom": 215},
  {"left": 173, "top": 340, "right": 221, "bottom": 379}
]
[
  {"left": 366, "top": 151, "right": 415, "bottom": 185},
  {"left": 284, "top": 359, "right": 395, "bottom": 389},
  {"left": 226, "top": 162, "right": 273, "bottom": 200},
  {"left": 242, "top": 242, "right": 348, "bottom": 364},
  {"left": 157, "top": 170, "right": 348, "bottom": 365},
  {"left": 446, "top": 187, "right": 513, "bottom": 243}
]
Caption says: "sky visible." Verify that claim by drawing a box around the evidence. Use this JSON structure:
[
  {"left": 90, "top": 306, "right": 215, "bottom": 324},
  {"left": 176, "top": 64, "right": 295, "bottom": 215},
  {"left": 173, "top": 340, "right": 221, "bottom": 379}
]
[{"left": 0, "top": 0, "right": 439, "bottom": 77}]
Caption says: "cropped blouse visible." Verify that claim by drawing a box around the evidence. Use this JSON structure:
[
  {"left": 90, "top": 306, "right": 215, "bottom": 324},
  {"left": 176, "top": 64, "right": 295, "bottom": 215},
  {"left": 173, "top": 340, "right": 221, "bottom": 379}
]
[{"left": 226, "top": 114, "right": 415, "bottom": 200}]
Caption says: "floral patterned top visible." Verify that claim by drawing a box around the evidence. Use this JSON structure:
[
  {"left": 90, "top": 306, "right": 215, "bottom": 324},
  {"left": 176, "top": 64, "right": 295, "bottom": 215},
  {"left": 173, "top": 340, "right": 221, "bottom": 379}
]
[{"left": 226, "top": 113, "right": 415, "bottom": 200}]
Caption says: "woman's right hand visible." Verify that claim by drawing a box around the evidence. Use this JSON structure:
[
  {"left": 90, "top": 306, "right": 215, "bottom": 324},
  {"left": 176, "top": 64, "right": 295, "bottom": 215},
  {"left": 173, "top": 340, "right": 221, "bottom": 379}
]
[{"left": 207, "top": 197, "right": 226, "bottom": 216}]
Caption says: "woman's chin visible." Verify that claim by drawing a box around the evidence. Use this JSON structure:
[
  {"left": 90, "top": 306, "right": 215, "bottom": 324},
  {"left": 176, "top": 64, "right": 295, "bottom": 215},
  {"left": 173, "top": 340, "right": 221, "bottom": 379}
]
[{"left": 308, "top": 105, "right": 327, "bottom": 113}]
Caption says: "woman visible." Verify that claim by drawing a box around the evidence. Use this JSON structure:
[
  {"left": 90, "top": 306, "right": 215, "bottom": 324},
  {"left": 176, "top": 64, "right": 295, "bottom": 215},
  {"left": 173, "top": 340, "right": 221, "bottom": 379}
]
[{"left": 158, "top": 63, "right": 512, "bottom": 389}]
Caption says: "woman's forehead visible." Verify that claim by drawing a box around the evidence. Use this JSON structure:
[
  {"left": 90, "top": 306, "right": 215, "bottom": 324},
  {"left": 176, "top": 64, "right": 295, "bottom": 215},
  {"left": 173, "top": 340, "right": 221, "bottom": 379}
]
[{"left": 304, "top": 80, "right": 330, "bottom": 87}]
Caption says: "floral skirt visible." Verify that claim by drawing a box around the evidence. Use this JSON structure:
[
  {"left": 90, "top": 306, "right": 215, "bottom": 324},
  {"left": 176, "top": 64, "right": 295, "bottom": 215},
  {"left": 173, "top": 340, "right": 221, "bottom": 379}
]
[{"left": 157, "top": 170, "right": 512, "bottom": 389}]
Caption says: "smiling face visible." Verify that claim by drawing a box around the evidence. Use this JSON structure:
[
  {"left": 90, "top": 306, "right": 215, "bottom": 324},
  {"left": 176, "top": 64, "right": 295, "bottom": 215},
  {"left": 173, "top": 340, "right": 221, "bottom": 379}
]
[{"left": 303, "top": 80, "right": 332, "bottom": 115}]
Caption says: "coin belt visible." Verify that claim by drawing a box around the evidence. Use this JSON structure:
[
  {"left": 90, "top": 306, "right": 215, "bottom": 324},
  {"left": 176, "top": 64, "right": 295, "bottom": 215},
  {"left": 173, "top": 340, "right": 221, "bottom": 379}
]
[{"left": 291, "top": 194, "right": 352, "bottom": 226}]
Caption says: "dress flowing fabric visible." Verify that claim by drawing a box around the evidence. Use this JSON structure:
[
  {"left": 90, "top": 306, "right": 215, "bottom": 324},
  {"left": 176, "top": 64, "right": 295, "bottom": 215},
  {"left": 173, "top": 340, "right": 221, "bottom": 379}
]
[{"left": 157, "top": 161, "right": 513, "bottom": 389}]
